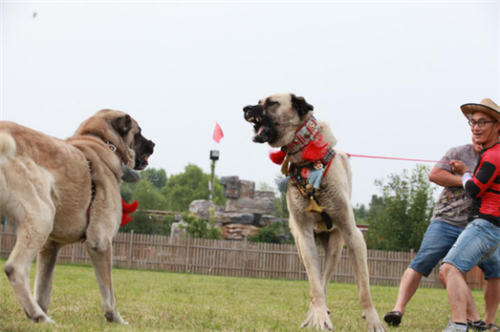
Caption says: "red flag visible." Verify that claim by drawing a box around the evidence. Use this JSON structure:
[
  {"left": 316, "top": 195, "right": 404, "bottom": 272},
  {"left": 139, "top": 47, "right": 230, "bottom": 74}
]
[{"left": 213, "top": 122, "right": 224, "bottom": 143}]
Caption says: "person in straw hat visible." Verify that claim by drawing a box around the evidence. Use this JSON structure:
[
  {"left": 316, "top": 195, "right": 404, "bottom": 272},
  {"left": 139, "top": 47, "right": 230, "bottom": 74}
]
[
  {"left": 439, "top": 98, "right": 500, "bottom": 332},
  {"left": 384, "top": 134, "right": 500, "bottom": 331}
]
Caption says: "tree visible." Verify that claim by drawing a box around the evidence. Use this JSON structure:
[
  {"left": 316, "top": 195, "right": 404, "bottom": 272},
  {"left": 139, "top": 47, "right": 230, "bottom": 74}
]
[
  {"left": 365, "top": 165, "right": 435, "bottom": 252},
  {"left": 132, "top": 179, "right": 169, "bottom": 211},
  {"left": 161, "top": 164, "right": 225, "bottom": 212},
  {"left": 119, "top": 211, "right": 174, "bottom": 235},
  {"left": 353, "top": 203, "right": 367, "bottom": 225},
  {"left": 141, "top": 168, "right": 167, "bottom": 190}
]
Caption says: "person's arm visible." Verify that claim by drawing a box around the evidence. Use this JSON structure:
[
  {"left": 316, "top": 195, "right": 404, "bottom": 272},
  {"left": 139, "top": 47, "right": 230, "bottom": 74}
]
[
  {"left": 452, "top": 154, "right": 498, "bottom": 199},
  {"left": 464, "top": 158, "right": 498, "bottom": 199},
  {"left": 428, "top": 166, "right": 463, "bottom": 187}
]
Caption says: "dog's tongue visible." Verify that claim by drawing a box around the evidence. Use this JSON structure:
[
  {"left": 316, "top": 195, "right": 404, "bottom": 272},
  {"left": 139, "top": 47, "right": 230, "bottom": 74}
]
[{"left": 257, "top": 125, "right": 265, "bottom": 135}]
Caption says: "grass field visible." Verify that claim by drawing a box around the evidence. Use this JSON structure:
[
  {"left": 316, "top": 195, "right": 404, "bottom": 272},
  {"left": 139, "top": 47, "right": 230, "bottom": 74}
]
[{"left": 0, "top": 260, "right": 497, "bottom": 331}]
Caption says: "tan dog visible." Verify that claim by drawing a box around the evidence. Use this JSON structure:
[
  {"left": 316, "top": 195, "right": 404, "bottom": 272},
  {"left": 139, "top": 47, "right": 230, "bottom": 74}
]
[
  {"left": 243, "top": 94, "right": 385, "bottom": 331},
  {"left": 0, "top": 110, "right": 154, "bottom": 324}
]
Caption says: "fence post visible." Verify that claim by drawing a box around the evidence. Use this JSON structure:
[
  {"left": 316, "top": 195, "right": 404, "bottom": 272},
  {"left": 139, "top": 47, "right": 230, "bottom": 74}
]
[
  {"left": 127, "top": 230, "right": 134, "bottom": 268},
  {"left": 71, "top": 244, "right": 76, "bottom": 263},
  {"left": 241, "top": 237, "right": 248, "bottom": 277},
  {"left": 0, "top": 231, "right": 3, "bottom": 260},
  {"left": 185, "top": 237, "right": 191, "bottom": 273},
  {"left": 0, "top": 231, "right": 3, "bottom": 259}
]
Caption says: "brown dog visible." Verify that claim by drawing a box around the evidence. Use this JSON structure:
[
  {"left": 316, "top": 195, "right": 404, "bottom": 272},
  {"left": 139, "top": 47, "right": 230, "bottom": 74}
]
[
  {"left": 243, "top": 94, "right": 385, "bottom": 331},
  {"left": 0, "top": 110, "right": 154, "bottom": 324}
]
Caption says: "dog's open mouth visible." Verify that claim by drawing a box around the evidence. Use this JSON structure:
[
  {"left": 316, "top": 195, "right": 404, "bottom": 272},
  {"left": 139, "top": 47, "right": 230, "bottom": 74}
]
[
  {"left": 246, "top": 115, "right": 273, "bottom": 143},
  {"left": 247, "top": 116, "right": 265, "bottom": 135}
]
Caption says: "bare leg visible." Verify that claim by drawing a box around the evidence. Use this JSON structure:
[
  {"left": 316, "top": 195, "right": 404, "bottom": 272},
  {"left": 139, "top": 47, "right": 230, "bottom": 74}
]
[
  {"left": 484, "top": 278, "right": 500, "bottom": 326},
  {"left": 464, "top": 287, "right": 481, "bottom": 322},
  {"left": 392, "top": 268, "right": 423, "bottom": 314},
  {"left": 440, "top": 263, "right": 468, "bottom": 324}
]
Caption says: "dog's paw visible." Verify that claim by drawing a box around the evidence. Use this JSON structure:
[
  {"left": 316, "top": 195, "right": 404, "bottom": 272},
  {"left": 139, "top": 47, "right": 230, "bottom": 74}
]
[
  {"left": 363, "top": 310, "right": 386, "bottom": 332},
  {"left": 105, "top": 311, "right": 128, "bottom": 324},
  {"left": 301, "top": 306, "right": 333, "bottom": 331},
  {"left": 34, "top": 315, "right": 56, "bottom": 324}
]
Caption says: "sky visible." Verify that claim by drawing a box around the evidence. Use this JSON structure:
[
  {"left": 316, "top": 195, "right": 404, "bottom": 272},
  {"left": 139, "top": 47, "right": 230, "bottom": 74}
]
[{"left": 1, "top": 0, "right": 499, "bottom": 207}]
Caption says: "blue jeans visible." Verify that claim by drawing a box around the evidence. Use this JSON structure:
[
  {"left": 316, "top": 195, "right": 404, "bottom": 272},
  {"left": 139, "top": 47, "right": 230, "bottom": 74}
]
[
  {"left": 409, "top": 219, "right": 500, "bottom": 278},
  {"left": 443, "top": 219, "right": 500, "bottom": 275}
]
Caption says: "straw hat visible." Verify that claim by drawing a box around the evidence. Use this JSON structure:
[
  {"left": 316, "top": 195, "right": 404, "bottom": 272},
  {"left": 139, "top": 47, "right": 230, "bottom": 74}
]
[{"left": 461, "top": 98, "right": 500, "bottom": 123}]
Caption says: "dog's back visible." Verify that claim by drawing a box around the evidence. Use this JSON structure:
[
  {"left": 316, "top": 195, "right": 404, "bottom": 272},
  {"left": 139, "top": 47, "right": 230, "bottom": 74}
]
[{"left": 0, "top": 121, "right": 91, "bottom": 240}]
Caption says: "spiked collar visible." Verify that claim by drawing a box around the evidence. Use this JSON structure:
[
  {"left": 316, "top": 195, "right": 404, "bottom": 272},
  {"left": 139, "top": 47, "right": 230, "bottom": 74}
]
[{"left": 285, "top": 116, "right": 319, "bottom": 155}]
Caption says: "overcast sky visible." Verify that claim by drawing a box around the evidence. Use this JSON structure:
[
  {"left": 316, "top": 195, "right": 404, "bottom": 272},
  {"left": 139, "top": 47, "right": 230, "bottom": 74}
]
[{"left": 1, "top": 1, "right": 499, "bottom": 207}]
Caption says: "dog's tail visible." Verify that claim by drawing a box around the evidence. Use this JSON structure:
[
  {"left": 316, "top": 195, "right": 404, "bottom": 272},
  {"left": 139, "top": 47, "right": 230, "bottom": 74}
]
[{"left": 0, "top": 131, "right": 17, "bottom": 165}]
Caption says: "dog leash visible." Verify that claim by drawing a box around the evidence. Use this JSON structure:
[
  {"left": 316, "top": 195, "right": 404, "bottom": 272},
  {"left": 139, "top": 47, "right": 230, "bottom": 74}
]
[{"left": 346, "top": 153, "right": 451, "bottom": 164}]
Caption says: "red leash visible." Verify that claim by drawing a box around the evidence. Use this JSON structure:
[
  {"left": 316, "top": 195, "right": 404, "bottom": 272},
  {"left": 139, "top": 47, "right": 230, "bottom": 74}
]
[{"left": 346, "top": 153, "right": 451, "bottom": 164}]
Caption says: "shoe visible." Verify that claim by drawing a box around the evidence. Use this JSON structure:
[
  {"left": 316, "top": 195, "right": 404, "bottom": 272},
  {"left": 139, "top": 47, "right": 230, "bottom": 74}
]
[
  {"left": 468, "top": 320, "right": 488, "bottom": 331},
  {"left": 487, "top": 324, "right": 500, "bottom": 332},
  {"left": 443, "top": 322, "right": 469, "bottom": 332},
  {"left": 384, "top": 310, "right": 403, "bottom": 327}
]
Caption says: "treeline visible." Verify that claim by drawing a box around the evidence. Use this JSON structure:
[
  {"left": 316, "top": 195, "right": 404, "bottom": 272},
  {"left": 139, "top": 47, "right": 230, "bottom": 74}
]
[
  {"left": 119, "top": 164, "right": 225, "bottom": 237},
  {"left": 121, "top": 164, "right": 436, "bottom": 251}
]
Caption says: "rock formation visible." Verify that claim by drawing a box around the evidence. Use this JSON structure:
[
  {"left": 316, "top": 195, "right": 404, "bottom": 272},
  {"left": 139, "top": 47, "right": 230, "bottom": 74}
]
[{"left": 187, "top": 176, "right": 286, "bottom": 240}]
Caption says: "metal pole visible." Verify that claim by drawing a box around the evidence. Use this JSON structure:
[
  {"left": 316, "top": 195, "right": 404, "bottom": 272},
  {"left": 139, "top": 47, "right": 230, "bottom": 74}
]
[{"left": 210, "top": 159, "right": 216, "bottom": 202}]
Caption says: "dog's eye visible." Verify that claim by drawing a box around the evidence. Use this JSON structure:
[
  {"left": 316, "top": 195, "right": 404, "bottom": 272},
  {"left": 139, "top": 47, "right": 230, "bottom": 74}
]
[{"left": 267, "top": 101, "right": 279, "bottom": 107}]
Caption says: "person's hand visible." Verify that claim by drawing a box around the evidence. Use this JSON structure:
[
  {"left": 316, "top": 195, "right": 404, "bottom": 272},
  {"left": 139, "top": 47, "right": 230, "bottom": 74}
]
[{"left": 450, "top": 160, "right": 468, "bottom": 176}]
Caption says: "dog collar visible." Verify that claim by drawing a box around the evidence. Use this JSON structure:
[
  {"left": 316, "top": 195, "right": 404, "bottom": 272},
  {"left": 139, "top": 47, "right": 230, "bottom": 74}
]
[
  {"left": 86, "top": 133, "right": 119, "bottom": 154},
  {"left": 286, "top": 116, "right": 319, "bottom": 155}
]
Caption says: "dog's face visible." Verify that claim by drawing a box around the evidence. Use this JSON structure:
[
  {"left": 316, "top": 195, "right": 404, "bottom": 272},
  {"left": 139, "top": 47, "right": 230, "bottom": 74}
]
[
  {"left": 75, "top": 110, "right": 155, "bottom": 170},
  {"left": 243, "top": 93, "right": 314, "bottom": 147}
]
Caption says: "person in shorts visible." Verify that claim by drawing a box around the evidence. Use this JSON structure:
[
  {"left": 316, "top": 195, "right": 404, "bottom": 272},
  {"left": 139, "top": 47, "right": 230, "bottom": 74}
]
[
  {"left": 439, "top": 98, "right": 500, "bottom": 332},
  {"left": 384, "top": 102, "right": 500, "bottom": 331}
]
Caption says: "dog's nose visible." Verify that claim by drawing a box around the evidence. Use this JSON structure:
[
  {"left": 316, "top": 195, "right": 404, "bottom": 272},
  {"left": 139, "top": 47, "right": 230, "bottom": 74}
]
[
  {"left": 149, "top": 141, "right": 156, "bottom": 148},
  {"left": 243, "top": 105, "right": 253, "bottom": 113}
]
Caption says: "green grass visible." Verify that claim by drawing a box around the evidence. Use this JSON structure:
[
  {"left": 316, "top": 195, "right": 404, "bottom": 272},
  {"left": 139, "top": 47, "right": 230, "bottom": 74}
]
[{"left": 0, "top": 260, "right": 497, "bottom": 331}]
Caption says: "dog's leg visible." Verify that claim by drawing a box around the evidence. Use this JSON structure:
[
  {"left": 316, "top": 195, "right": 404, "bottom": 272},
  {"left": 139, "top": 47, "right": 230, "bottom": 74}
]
[
  {"left": 4, "top": 220, "right": 56, "bottom": 324},
  {"left": 291, "top": 215, "right": 334, "bottom": 331},
  {"left": 85, "top": 236, "right": 127, "bottom": 324},
  {"left": 34, "top": 240, "right": 63, "bottom": 314},
  {"left": 342, "top": 214, "right": 386, "bottom": 332},
  {"left": 319, "top": 229, "right": 343, "bottom": 296}
]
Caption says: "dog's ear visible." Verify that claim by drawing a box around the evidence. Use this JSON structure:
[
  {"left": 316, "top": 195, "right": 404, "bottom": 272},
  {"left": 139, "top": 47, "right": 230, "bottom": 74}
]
[
  {"left": 112, "top": 115, "right": 132, "bottom": 136},
  {"left": 291, "top": 94, "right": 314, "bottom": 117}
]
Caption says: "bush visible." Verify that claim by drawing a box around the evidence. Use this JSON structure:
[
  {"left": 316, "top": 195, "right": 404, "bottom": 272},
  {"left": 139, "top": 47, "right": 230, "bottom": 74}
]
[
  {"left": 249, "top": 222, "right": 294, "bottom": 244},
  {"left": 179, "top": 211, "right": 221, "bottom": 240}
]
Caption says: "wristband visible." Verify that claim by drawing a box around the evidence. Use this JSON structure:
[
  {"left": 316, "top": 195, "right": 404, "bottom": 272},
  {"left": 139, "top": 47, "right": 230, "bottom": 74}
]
[{"left": 462, "top": 172, "right": 472, "bottom": 188}]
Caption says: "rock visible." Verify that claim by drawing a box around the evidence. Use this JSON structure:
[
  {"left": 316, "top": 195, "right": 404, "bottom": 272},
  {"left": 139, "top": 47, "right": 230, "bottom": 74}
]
[
  {"left": 170, "top": 220, "right": 187, "bottom": 239},
  {"left": 215, "top": 212, "right": 255, "bottom": 226},
  {"left": 189, "top": 200, "right": 215, "bottom": 221},
  {"left": 221, "top": 224, "right": 259, "bottom": 240},
  {"left": 260, "top": 215, "right": 284, "bottom": 227},
  {"left": 225, "top": 194, "right": 275, "bottom": 215},
  {"left": 239, "top": 180, "right": 255, "bottom": 199},
  {"left": 220, "top": 176, "right": 256, "bottom": 199},
  {"left": 220, "top": 176, "right": 242, "bottom": 199}
]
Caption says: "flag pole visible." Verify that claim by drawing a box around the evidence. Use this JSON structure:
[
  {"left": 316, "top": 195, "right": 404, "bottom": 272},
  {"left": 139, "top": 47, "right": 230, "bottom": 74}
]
[{"left": 210, "top": 122, "right": 223, "bottom": 202}]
